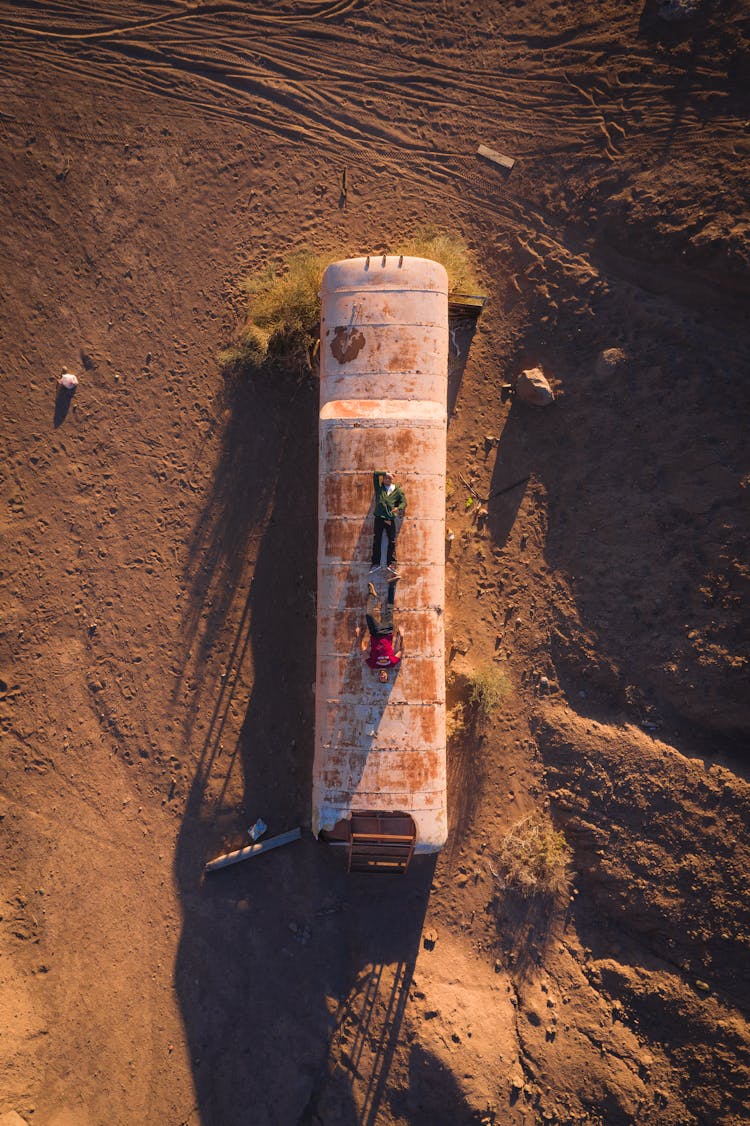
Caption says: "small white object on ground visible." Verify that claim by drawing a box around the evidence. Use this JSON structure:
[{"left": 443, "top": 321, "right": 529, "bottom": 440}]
[
  {"left": 59, "top": 370, "right": 79, "bottom": 390},
  {"left": 248, "top": 818, "right": 267, "bottom": 842}
]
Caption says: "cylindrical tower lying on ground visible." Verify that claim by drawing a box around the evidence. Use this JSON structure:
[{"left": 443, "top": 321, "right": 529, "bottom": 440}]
[{"left": 312, "top": 255, "right": 449, "bottom": 861}]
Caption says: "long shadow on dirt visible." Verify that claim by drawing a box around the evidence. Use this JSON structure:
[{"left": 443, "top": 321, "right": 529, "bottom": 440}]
[
  {"left": 448, "top": 315, "right": 479, "bottom": 420},
  {"left": 173, "top": 369, "right": 436, "bottom": 1125},
  {"left": 486, "top": 285, "right": 750, "bottom": 743},
  {"left": 175, "top": 826, "right": 435, "bottom": 1124}
]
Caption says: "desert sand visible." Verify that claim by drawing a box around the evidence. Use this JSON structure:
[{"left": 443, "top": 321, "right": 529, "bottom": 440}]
[{"left": 1, "top": 1, "right": 749, "bottom": 1124}]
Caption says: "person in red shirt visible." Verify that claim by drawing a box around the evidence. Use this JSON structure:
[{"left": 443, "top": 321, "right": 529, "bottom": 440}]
[{"left": 365, "top": 579, "right": 403, "bottom": 673}]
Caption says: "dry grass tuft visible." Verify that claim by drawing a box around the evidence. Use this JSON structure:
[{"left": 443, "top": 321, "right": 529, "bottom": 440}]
[
  {"left": 493, "top": 812, "right": 571, "bottom": 901},
  {"left": 219, "top": 233, "right": 481, "bottom": 378},
  {"left": 446, "top": 702, "right": 467, "bottom": 740},
  {"left": 219, "top": 249, "right": 330, "bottom": 376},
  {"left": 397, "top": 226, "right": 479, "bottom": 293},
  {"left": 467, "top": 665, "right": 510, "bottom": 723}
]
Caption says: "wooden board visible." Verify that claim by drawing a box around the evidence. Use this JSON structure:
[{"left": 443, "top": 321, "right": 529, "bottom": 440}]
[
  {"left": 477, "top": 143, "right": 515, "bottom": 171},
  {"left": 448, "top": 292, "right": 488, "bottom": 319},
  {"left": 204, "top": 827, "right": 302, "bottom": 872}
]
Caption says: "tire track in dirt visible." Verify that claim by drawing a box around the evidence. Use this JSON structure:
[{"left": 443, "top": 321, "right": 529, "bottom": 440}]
[
  {"left": 0, "top": 123, "right": 606, "bottom": 339},
  {"left": 4, "top": 6, "right": 734, "bottom": 170},
  {"left": 0, "top": 0, "right": 361, "bottom": 40},
  {"left": 6, "top": 31, "right": 697, "bottom": 161},
  {"left": 2, "top": 4, "right": 741, "bottom": 323},
  {"left": 0, "top": 91, "right": 563, "bottom": 269},
  {"left": 6, "top": 40, "right": 449, "bottom": 156}
]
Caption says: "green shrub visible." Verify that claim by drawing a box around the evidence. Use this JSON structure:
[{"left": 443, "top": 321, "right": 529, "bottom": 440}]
[
  {"left": 493, "top": 813, "right": 571, "bottom": 900},
  {"left": 467, "top": 665, "right": 510, "bottom": 722},
  {"left": 397, "top": 226, "right": 479, "bottom": 293}
]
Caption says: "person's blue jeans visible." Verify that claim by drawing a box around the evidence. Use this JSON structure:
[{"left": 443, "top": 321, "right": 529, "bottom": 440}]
[{"left": 366, "top": 580, "right": 396, "bottom": 636}]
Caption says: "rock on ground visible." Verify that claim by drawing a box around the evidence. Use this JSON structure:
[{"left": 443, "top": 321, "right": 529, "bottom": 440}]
[
  {"left": 657, "top": 0, "right": 704, "bottom": 21},
  {"left": 516, "top": 367, "right": 555, "bottom": 406}
]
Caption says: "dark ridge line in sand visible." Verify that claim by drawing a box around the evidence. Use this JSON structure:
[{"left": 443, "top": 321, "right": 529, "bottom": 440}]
[
  {"left": 4, "top": 36, "right": 730, "bottom": 171},
  {"left": 2, "top": 42, "right": 472, "bottom": 159},
  {"left": 0, "top": 0, "right": 359, "bottom": 41},
  {"left": 1, "top": 63, "right": 718, "bottom": 173},
  {"left": 8, "top": 20, "right": 735, "bottom": 116}
]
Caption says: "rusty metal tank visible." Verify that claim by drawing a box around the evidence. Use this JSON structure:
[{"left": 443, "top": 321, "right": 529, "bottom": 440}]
[{"left": 313, "top": 255, "right": 449, "bottom": 853}]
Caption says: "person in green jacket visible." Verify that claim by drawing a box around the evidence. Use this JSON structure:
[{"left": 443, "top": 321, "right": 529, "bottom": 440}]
[{"left": 370, "top": 469, "right": 407, "bottom": 575}]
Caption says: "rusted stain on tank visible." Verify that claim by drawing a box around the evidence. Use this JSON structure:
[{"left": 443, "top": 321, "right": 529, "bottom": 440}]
[
  {"left": 323, "top": 788, "right": 446, "bottom": 812},
  {"left": 321, "top": 761, "right": 443, "bottom": 800},
  {"left": 323, "top": 520, "right": 368, "bottom": 559},
  {"left": 314, "top": 255, "right": 449, "bottom": 853},
  {"left": 397, "top": 660, "right": 444, "bottom": 701},
  {"left": 323, "top": 475, "right": 370, "bottom": 512},
  {"left": 322, "top": 415, "right": 444, "bottom": 458},
  {"left": 389, "top": 338, "right": 418, "bottom": 371},
  {"left": 318, "top": 609, "right": 441, "bottom": 655},
  {"left": 319, "top": 700, "right": 442, "bottom": 750},
  {"left": 393, "top": 431, "right": 417, "bottom": 459},
  {"left": 331, "top": 326, "right": 366, "bottom": 363},
  {"left": 320, "top": 747, "right": 441, "bottom": 793}
]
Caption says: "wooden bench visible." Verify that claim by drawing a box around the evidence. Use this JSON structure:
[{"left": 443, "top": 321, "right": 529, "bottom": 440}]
[{"left": 348, "top": 812, "right": 417, "bottom": 874}]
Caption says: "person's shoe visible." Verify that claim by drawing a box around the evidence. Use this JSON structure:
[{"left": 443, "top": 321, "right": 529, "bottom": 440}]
[
  {"left": 367, "top": 582, "right": 378, "bottom": 598},
  {"left": 385, "top": 565, "right": 400, "bottom": 579}
]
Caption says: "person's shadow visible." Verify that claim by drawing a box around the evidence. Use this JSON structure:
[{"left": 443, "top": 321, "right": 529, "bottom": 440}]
[{"left": 53, "top": 384, "right": 75, "bottom": 427}]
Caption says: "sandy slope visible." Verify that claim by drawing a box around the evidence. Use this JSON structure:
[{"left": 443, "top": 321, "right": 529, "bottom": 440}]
[{"left": 1, "top": 1, "right": 749, "bottom": 1123}]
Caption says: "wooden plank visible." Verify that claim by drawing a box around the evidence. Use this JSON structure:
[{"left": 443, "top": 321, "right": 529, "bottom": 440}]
[
  {"left": 205, "top": 827, "right": 302, "bottom": 873},
  {"left": 351, "top": 835, "right": 414, "bottom": 845},
  {"left": 448, "top": 294, "right": 487, "bottom": 310},
  {"left": 477, "top": 143, "right": 515, "bottom": 171},
  {"left": 448, "top": 293, "right": 488, "bottom": 319}
]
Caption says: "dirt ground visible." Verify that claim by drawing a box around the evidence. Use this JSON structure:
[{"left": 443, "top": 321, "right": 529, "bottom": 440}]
[{"left": 1, "top": 1, "right": 749, "bottom": 1124}]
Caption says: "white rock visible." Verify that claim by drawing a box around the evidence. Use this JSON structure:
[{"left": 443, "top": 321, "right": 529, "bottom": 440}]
[
  {"left": 516, "top": 367, "right": 554, "bottom": 407},
  {"left": 59, "top": 370, "right": 79, "bottom": 390}
]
